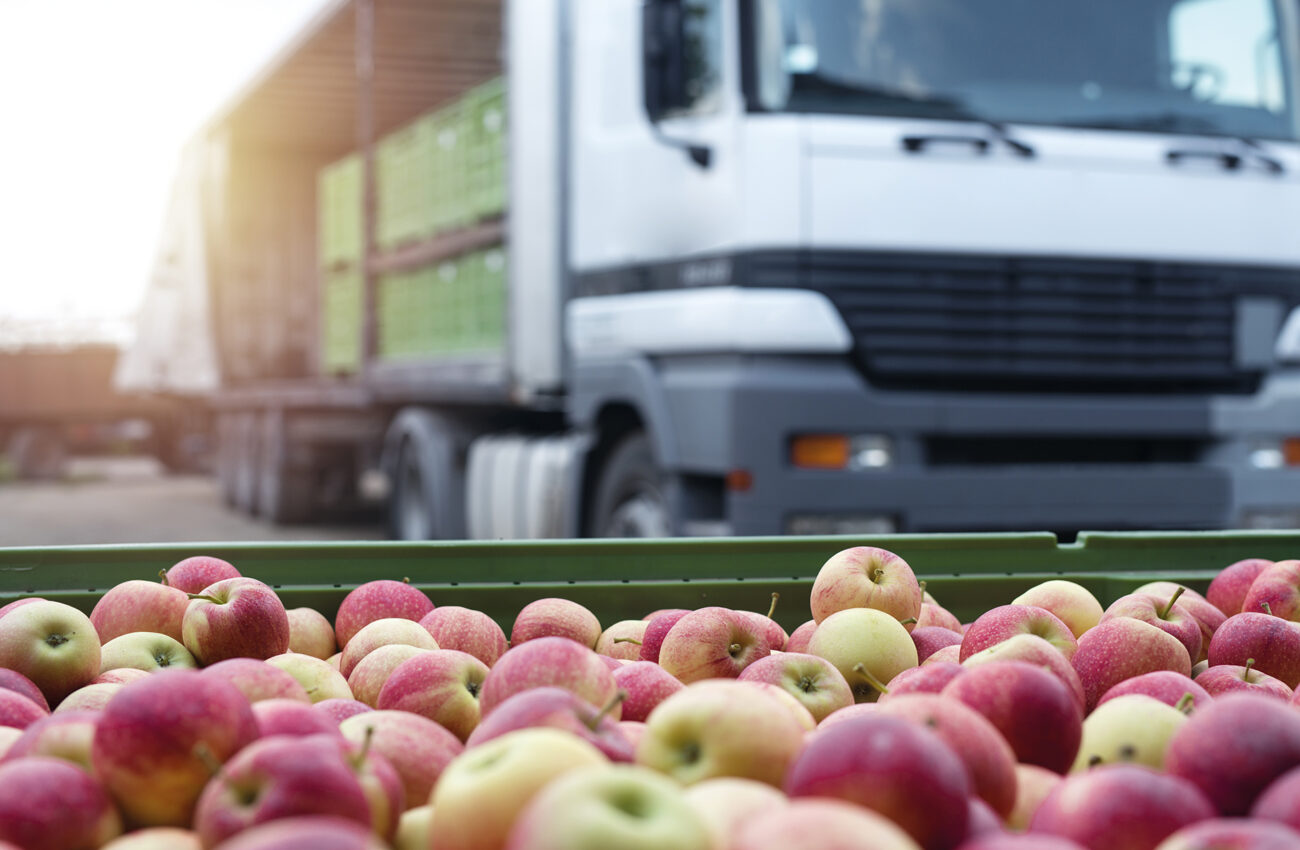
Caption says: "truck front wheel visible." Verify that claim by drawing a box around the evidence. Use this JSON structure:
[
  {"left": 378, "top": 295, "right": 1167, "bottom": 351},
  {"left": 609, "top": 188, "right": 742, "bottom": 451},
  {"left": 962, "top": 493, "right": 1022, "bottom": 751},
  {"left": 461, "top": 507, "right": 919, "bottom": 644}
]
[{"left": 590, "top": 432, "right": 672, "bottom": 538}]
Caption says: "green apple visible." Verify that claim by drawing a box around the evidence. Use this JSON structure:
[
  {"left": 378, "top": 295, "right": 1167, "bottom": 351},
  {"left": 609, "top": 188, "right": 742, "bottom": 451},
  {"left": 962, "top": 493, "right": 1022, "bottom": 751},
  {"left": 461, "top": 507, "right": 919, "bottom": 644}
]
[
  {"left": 1071, "top": 694, "right": 1189, "bottom": 773},
  {"left": 394, "top": 805, "right": 432, "bottom": 850},
  {"left": 0, "top": 599, "right": 101, "bottom": 706},
  {"left": 99, "top": 632, "right": 197, "bottom": 674},
  {"left": 1013, "top": 580, "right": 1105, "bottom": 639},
  {"left": 265, "top": 652, "right": 353, "bottom": 703},
  {"left": 681, "top": 777, "right": 787, "bottom": 849},
  {"left": 737, "top": 652, "right": 853, "bottom": 723},
  {"left": 806, "top": 608, "right": 918, "bottom": 703}
]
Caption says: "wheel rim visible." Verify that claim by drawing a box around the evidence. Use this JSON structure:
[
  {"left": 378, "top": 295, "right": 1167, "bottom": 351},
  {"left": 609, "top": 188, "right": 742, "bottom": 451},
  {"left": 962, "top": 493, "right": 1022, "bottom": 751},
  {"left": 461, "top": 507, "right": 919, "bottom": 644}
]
[
  {"left": 398, "top": 455, "right": 432, "bottom": 540},
  {"left": 603, "top": 491, "right": 670, "bottom": 538}
]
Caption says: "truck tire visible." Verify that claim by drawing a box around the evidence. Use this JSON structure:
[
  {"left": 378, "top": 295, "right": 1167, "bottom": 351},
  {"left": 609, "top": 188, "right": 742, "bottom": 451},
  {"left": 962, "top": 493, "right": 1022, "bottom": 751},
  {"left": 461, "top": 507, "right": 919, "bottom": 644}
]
[
  {"left": 257, "top": 411, "right": 313, "bottom": 524},
  {"left": 590, "top": 431, "right": 672, "bottom": 538},
  {"left": 385, "top": 410, "right": 469, "bottom": 541},
  {"left": 6, "top": 426, "right": 66, "bottom": 481},
  {"left": 231, "top": 413, "right": 261, "bottom": 515}
]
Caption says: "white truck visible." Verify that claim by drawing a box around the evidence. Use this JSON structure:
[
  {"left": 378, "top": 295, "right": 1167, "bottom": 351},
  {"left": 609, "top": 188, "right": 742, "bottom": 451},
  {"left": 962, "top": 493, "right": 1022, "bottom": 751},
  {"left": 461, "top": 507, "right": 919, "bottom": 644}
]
[{"left": 121, "top": 0, "right": 1300, "bottom": 540}]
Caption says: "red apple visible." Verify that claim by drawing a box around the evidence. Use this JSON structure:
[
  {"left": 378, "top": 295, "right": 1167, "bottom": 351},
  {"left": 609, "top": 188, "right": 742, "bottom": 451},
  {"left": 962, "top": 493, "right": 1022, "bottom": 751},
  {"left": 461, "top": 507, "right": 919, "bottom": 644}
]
[
  {"left": 925, "top": 644, "right": 962, "bottom": 666},
  {"left": 912, "top": 625, "right": 963, "bottom": 662},
  {"left": 1208, "top": 612, "right": 1300, "bottom": 689},
  {"left": 881, "top": 661, "right": 965, "bottom": 699},
  {"left": 612, "top": 660, "right": 684, "bottom": 723},
  {"left": 511, "top": 598, "right": 602, "bottom": 648},
  {"left": 313, "top": 698, "right": 373, "bottom": 725},
  {"left": 201, "top": 658, "right": 312, "bottom": 704},
  {"left": 375, "top": 649, "right": 490, "bottom": 742},
  {"left": 418, "top": 605, "right": 508, "bottom": 667},
  {"left": 960, "top": 605, "right": 1078, "bottom": 662},
  {"left": 479, "top": 636, "right": 621, "bottom": 718},
  {"left": 961, "top": 835, "right": 1087, "bottom": 850},
  {"left": 1156, "top": 818, "right": 1300, "bottom": 850},
  {"left": 181, "top": 577, "right": 290, "bottom": 665},
  {"left": 0, "top": 669, "right": 49, "bottom": 712},
  {"left": 1196, "top": 662, "right": 1292, "bottom": 701},
  {"left": 0, "top": 599, "right": 102, "bottom": 706},
  {"left": 1, "top": 710, "right": 98, "bottom": 772},
  {"left": 809, "top": 546, "right": 923, "bottom": 628},
  {"left": 0, "top": 689, "right": 47, "bottom": 731},
  {"left": 1096, "top": 670, "right": 1213, "bottom": 712},
  {"left": 195, "top": 815, "right": 387, "bottom": 850},
  {"left": 347, "top": 644, "right": 433, "bottom": 708},
  {"left": 1135, "top": 582, "right": 1227, "bottom": 662},
  {"left": 618, "top": 720, "right": 646, "bottom": 751},
  {"left": 730, "top": 798, "right": 924, "bottom": 850},
  {"left": 1071, "top": 618, "right": 1192, "bottom": 711},
  {"left": 1102, "top": 591, "right": 1202, "bottom": 667},
  {"left": 252, "top": 698, "right": 343, "bottom": 738},
  {"left": 339, "top": 618, "right": 439, "bottom": 680},
  {"left": 333, "top": 580, "right": 434, "bottom": 651},
  {"left": 740, "top": 593, "right": 790, "bottom": 652},
  {"left": 658, "top": 607, "right": 772, "bottom": 684},
  {"left": 0, "top": 756, "right": 122, "bottom": 850},
  {"left": 961, "top": 633, "right": 1086, "bottom": 713},
  {"left": 466, "top": 686, "right": 634, "bottom": 761},
  {"left": 1243, "top": 561, "right": 1300, "bottom": 622},
  {"left": 1208, "top": 558, "right": 1274, "bottom": 617},
  {"left": 1029, "top": 764, "right": 1214, "bottom": 850},
  {"left": 55, "top": 682, "right": 121, "bottom": 713},
  {"left": 917, "top": 602, "right": 964, "bottom": 634},
  {"left": 1250, "top": 765, "right": 1300, "bottom": 831},
  {"left": 784, "top": 619, "right": 817, "bottom": 654},
  {"left": 286, "top": 607, "right": 337, "bottom": 660},
  {"left": 91, "top": 669, "right": 259, "bottom": 826},
  {"left": 784, "top": 712, "right": 971, "bottom": 850},
  {"left": 160, "top": 556, "right": 240, "bottom": 594},
  {"left": 93, "top": 667, "right": 150, "bottom": 686},
  {"left": 639, "top": 609, "right": 692, "bottom": 664},
  {"left": 338, "top": 709, "right": 464, "bottom": 810},
  {"left": 90, "top": 579, "right": 189, "bottom": 644}
]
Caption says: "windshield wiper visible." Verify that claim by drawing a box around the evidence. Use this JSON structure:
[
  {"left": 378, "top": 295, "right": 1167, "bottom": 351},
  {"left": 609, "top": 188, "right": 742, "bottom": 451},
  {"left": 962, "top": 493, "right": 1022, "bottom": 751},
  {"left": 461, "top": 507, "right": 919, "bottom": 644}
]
[
  {"left": 902, "top": 121, "right": 1035, "bottom": 158},
  {"left": 1060, "top": 113, "right": 1286, "bottom": 174}
]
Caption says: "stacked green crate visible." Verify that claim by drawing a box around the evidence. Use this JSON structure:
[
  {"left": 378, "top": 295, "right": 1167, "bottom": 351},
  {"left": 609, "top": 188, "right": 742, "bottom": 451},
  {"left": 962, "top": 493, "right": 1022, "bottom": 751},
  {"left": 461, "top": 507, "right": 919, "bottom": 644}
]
[
  {"left": 376, "top": 121, "right": 431, "bottom": 250},
  {"left": 465, "top": 78, "right": 507, "bottom": 221},
  {"left": 430, "top": 103, "right": 471, "bottom": 235},
  {"left": 459, "top": 246, "right": 507, "bottom": 351},
  {"left": 317, "top": 155, "right": 363, "bottom": 268},
  {"left": 320, "top": 267, "right": 363, "bottom": 373}
]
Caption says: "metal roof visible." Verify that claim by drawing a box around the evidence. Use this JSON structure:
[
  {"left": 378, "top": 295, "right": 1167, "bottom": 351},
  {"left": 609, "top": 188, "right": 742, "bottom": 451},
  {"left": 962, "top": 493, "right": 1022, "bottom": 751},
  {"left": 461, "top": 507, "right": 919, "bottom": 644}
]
[{"left": 209, "top": 0, "right": 502, "bottom": 156}]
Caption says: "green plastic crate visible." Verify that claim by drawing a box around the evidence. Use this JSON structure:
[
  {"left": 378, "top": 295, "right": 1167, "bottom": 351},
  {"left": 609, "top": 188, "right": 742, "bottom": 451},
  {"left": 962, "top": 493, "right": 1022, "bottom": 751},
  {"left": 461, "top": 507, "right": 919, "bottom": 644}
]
[
  {"left": 2, "top": 532, "right": 1297, "bottom": 629},
  {"left": 317, "top": 155, "right": 363, "bottom": 267},
  {"left": 464, "top": 77, "right": 507, "bottom": 221},
  {"left": 429, "top": 104, "right": 471, "bottom": 235},
  {"left": 320, "top": 267, "right": 363, "bottom": 373},
  {"left": 376, "top": 122, "right": 430, "bottom": 251}
]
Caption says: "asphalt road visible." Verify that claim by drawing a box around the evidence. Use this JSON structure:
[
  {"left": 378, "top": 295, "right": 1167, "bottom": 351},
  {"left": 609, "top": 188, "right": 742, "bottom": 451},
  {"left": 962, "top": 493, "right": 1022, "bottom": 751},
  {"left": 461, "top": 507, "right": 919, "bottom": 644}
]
[{"left": 0, "top": 457, "right": 386, "bottom": 547}]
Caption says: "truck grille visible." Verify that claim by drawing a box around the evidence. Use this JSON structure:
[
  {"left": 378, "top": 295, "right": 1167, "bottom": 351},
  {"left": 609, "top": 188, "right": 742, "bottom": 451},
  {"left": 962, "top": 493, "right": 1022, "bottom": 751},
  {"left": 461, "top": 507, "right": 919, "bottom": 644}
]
[{"left": 777, "top": 252, "right": 1289, "bottom": 394}]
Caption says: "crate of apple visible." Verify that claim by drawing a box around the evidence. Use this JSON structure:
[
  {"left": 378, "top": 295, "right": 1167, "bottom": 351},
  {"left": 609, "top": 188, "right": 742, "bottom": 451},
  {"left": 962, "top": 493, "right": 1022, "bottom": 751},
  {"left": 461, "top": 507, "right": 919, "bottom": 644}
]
[{"left": 1, "top": 546, "right": 1300, "bottom": 849}]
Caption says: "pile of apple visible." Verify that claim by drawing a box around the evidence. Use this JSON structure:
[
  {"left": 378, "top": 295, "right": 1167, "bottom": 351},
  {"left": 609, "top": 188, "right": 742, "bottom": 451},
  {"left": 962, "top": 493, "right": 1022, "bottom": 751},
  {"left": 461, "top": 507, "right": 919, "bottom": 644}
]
[{"left": 3, "top": 550, "right": 1300, "bottom": 849}]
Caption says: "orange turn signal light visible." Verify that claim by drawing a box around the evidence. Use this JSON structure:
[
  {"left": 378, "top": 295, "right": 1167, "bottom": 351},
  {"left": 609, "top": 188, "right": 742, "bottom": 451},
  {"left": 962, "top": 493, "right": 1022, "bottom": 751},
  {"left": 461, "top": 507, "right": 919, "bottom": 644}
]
[
  {"left": 1285, "top": 438, "right": 1300, "bottom": 467},
  {"left": 791, "top": 434, "right": 850, "bottom": 470}
]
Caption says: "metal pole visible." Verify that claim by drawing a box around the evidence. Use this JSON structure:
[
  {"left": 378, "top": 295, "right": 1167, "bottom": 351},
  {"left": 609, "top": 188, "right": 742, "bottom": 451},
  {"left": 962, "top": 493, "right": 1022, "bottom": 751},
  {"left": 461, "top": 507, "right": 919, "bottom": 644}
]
[{"left": 356, "top": 0, "right": 378, "bottom": 371}]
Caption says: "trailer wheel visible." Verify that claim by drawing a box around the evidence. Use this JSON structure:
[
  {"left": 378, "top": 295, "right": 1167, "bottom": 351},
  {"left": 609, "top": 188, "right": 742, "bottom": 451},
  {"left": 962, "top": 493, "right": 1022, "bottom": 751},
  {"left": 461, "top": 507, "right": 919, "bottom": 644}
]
[
  {"left": 231, "top": 413, "right": 261, "bottom": 515},
  {"left": 257, "top": 412, "right": 313, "bottom": 524},
  {"left": 391, "top": 438, "right": 434, "bottom": 540},
  {"left": 384, "top": 410, "right": 469, "bottom": 541},
  {"left": 590, "top": 431, "right": 671, "bottom": 538}
]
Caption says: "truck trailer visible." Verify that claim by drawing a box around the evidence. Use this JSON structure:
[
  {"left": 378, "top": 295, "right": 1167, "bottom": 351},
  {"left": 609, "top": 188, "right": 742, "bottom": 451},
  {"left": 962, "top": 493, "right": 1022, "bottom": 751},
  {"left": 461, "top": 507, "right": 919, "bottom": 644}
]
[{"left": 120, "top": 0, "right": 1300, "bottom": 539}]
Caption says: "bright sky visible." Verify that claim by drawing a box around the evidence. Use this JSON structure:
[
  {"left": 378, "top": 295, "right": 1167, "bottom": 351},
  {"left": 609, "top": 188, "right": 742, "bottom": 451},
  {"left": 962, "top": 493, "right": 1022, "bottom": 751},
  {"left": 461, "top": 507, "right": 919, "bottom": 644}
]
[{"left": 0, "top": 0, "right": 332, "bottom": 337}]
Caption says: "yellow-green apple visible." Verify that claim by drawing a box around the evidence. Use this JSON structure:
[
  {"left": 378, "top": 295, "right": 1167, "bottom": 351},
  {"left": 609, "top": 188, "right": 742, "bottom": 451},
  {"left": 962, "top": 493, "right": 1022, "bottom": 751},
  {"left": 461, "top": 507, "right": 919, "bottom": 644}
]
[
  {"left": 611, "top": 660, "right": 684, "bottom": 722},
  {"left": 504, "top": 763, "right": 713, "bottom": 850},
  {"left": 1102, "top": 591, "right": 1202, "bottom": 667},
  {"left": 201, "top": 815, "right": 387, "bottom": 850},
  {"left": 160, "top": 555, "right": 240, "bottom": 594},
  {"left": 942, "top": 660, "right": 1082, "bottom": 774},
  {"left": 1155, "top": 819, "right": 1300, "bottom": 850},
  {"left": 93, "top": 667, "right": 150, "bottom": 686},
  {"left": 0, "top": 756, "right": 122, "bottom": 850},
  {"left": 479, "top": 636, "right": 621, "bottom": 717},
  {"left": 639, "top": 609, "right": 692, "bottom": 663},
  {"left": 375, "top": 649, "right": 490, "bottom": 742},
  {"left": 924, "top": 644, "right": 962, "bottom": 666},
  {"left": 2, "top": 710, "right": 99, "bottom": 771},
  {"left": 327, "top": 652, "right": 342, "bottom": 670},
  {"left": 876, "top": 693, "right": 1019, "bottom": 818},
  {"left": 1009, "top": 764, "right": 1065, "bottom": 831},
  {"left": 347, "top": 644, "right": 433, "bottom": 707},
  {"left": 101, "top": 827, "right": 203, "bottom": 849},
  {"left": 429, "top": 728, "right": 608, "bottom": 850},
  {"left": 1014, "top": 580, "right": 1106, "bottom": 639},
  {"left": 681, "top": 777, "right": 787, "bottom": 849},
  {"left": 743, "top": 681, "right": 817, "bottom": 731},
  {"left": 784, "top": 712, "right": 970, "bottom": 850},
  {"left": 807, "top": 607, "right": 918, "bottom": 703},
  {"left": 192, "top": 733, "right": 379, "bottom": 846},
  {"left": 0, "top": 689, "right": 46, "bottom": 730},
  {"left": 657, "top": 607, "right": 772, "bottom": 683},
  {"left": 394, "top": 805, "right": 432, "bottom": 850},
  {"left": 90, "top": 669, "right": 258, "bottom": 826},
  {"left": 265, "top": 652, "right": 353, "bottom": 703},
  {"left": 418, "top": 606, "right": 509, "bottom": 667},
  {"left": 313, "top": 698, "right": 373, "bottom": 724},
  {"left": 637, "top": 679, "right": 807, "bottom": 787},
  {"left": 961, "top": 605, "right": 1078, "bottom": 662},
  {"left": 1135, "top": 581, "right": 1227, "bottom": 662},
  {"left": 1208, "top": 612, "right": 1300, "bottom": 688},
  {"left": 251, "top": 698, "right": 343, "bottom": 738},
  {"left": 201, "top": 658, "right": 312, "bottom": 704},
  {"left": 90, "top": 580, "right": 189, "bottom": 644},
  {"left": 1072, "top": 694, "right": 1189, "bottom": 772},
  {"left": 1165, "top": 693, "right": 1300, "bottom": 815},
  {"left": 785, "top": 619, "right": 817, "bottom": 654},
  {"left": 917, "top": 601, "right": 963, "bottom": 633},
  {"left": 881, "top": 661, "right": 964, "bottom": 699},
  {"left": 333, "top": 580, "right": 434, "bottom": 650},
  {"left": 54, "top": 682, "right": 121, "bottom": 713},
  {"left": 595, "top": 619, "right": 649, "bottom": 660},
  {"left": 511, "top": 598, "right": 602, "bottom": 648},
  {"left": 339, "top": 709, "right": 464, "bottom": 810},
  {"left": 731, "top": 798, "right": 923, "bottom": 850},
  {"left": 1096, "top": 670, "right": 1212, "bottom": 712},
  {"left": 466, "top": 686, "right": 634, "bottom": 761},
  {"left": 1208, "top": 558, "right": 1274, "bottom": 617},
  {"left": 962, "top": 633, "right": 1087, "bottom": 712},
  {"left": 737, "top": 652, "right": 853, "bottom": 723},
  {"left": 286, "top": 607, "right": 337, "bottom": 660},
  {"left": 1071, "top": 618, "right": 1192, "bottom": 711},
  {"left": 809, "top": 546, "right": 923, "bottom": 628},
  {"left": 182, "top": 577, "right": 290, "bottom": 665},
  {"left": 99, "top": 631, "right": 196, "bottom": 674},
  {"left": 0, "top": 669, "right": 48, "bottom": 711},
  {"left": 1196, "top": 661, "right": 1292, "bottom": 701},
  {"left": 912, "top": 625, "right": 963, "bottom": 662},
  {"left": 0, "top": 599, "right": 101, "bottom": 706},
  {"left": 0, "top": 728, "right": 19, "bottom": 758},
  {"left": 339, "top": 618, "right": 439, "bottom": 680},
  {"left": 1029, "top": 764, "right": 1215, "bottom": 849}
]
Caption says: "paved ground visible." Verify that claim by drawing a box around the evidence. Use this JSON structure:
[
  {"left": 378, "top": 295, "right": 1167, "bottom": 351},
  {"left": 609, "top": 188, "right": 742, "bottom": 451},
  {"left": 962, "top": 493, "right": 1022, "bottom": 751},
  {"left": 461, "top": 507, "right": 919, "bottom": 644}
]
[{"left": 0, "top": 457, "right": 385, "bottom": 547}]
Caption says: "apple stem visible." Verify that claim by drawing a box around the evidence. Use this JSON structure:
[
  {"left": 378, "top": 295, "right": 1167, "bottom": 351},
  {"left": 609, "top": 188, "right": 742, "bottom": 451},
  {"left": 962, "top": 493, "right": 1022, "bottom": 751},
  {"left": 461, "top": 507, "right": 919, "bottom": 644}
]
[
  {"left": 1262, "top": 601, "right": 1274, "bottom": 617},
  {"left": 898, "top": 617, "right": 918, "bottom": 626},
  {"left": 728, "top": 643, "right": 742, "bottom": 656},
  {"left": 585, "top": 690, "right": 628, "bottom": 731},
  {"left": 192, "top": 742, "right": 225, "bottom": 779},
  {"left": 613, "top": 637, "right": 643, "bottom": 646},
  {"left": 403, "top": 577, "right": 411, "bottom": 584},
  {"left": 1159, "top": 587, "right": 1186, "bottom": 620},
  {"left": 767, "top": 593, "right": 780, "bottom": 620},
  {"left": 351, "top": 724, "right": 375, "bottom": 770},
  {"left": 158, "top": 569, "right": 170, "bottom": 586},
  {"left": 919, "top": 580, "right": 927, "bottom": 595},
  {"left": 1243, "top": 658, "right": 1256, "bottom": 680},
  {"left": 872, "top": 568, "right": 885, "bottom": 583},
  {"left": 186, "top": 593, "right": 221, "bottom": 604},
  {"left": 852, "top": 662, "right": 890, "bottom": 696},
  {"left": 1175, "top": 693, "right": 1195, "bottom": 715}
]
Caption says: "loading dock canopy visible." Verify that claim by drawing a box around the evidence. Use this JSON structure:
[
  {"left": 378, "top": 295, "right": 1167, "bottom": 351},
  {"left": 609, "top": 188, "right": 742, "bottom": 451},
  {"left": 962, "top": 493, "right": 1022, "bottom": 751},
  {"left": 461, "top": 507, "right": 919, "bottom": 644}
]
[{"left": 209, "top": 0, "right": 502, "bottom": 156}]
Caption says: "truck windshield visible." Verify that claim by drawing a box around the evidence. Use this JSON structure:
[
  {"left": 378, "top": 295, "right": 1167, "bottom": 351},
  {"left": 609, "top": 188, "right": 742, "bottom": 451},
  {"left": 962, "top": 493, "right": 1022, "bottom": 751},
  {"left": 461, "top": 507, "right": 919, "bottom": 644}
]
[{"left": 751, "top": 0, "right": 1300, "bottom": 142}]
